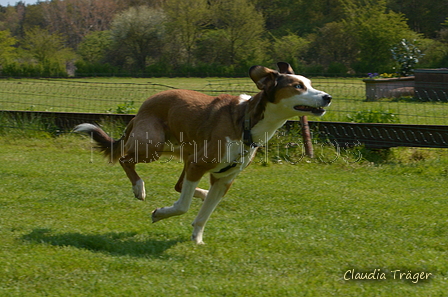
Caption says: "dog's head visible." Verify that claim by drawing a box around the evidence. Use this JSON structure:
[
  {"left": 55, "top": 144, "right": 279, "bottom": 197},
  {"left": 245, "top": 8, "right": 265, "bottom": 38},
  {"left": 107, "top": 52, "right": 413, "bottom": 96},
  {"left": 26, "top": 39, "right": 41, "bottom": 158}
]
[{"left": 249, "top": 62, "right": 332, "bottom": 117}]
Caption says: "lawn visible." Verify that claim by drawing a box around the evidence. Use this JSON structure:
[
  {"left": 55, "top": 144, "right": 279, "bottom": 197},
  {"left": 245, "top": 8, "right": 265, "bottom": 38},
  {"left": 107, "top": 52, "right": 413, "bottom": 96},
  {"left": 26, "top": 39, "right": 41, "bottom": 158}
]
[
  {"left": 0, "top": 133, "right": 447, "bottom": 296},
  {"left": 0, "top": 77, "right": 447, "bottom": 125}
]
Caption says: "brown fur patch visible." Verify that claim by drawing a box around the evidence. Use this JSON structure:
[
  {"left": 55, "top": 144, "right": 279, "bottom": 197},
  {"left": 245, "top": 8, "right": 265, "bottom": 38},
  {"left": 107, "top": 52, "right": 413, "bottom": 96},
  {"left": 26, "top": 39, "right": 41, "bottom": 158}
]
[{"left": 272, "top": 76, "right": 307, "bottom": 104}]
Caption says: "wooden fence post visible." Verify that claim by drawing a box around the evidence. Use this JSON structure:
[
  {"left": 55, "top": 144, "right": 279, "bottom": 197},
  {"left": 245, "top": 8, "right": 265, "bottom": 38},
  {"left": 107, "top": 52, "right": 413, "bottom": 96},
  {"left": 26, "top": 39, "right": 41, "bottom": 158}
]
[{"left": 300, "top": 116, "right": 314, "bottom": 158}]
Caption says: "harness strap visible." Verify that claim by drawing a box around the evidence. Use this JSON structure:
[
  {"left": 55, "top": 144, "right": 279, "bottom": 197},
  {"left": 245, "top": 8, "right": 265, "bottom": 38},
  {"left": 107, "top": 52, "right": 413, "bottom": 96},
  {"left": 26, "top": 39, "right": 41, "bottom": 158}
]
[
  {"left": 243, "top": 100, "right": 258, "bottom": 148},
  {"left": 215, "top": 162, "right": 238, "bottom": 174},
  {"left": 214, "top": 100, "right": 257, "bottom": 174},
  {"left": 214, "top": 149, "right": 250, "bottom": 174}
]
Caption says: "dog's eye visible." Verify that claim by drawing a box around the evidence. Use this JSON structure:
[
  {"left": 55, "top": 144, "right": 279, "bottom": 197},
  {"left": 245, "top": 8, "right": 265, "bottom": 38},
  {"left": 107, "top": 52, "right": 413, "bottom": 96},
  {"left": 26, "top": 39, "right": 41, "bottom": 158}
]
[{"left": 295, "top": 84, "right": 303, "bottom": 89}]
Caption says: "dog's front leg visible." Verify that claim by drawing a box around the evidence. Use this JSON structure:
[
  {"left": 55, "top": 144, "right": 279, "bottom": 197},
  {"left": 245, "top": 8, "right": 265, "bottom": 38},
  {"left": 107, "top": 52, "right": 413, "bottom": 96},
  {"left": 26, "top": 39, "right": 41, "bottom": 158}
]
[{"left": 191, "top": 173, "right": 237, "bottom": 244}]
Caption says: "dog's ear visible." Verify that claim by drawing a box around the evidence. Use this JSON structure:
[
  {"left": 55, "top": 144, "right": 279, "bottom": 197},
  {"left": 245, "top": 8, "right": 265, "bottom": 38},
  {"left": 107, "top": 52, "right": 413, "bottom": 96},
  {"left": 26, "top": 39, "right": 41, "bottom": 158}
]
[
  {"left": 277, "top": 62, "right": 295, "bottom": 74},
  {"left": 249, "top": 66, "right": 279, "bottom": 90}
]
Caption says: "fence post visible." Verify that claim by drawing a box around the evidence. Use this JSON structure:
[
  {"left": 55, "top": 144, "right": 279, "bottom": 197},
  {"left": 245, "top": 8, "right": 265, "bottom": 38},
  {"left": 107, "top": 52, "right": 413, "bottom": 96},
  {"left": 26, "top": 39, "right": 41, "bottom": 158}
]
[{"left": 300, "top": 116, "right": 314, "bottom": 158}]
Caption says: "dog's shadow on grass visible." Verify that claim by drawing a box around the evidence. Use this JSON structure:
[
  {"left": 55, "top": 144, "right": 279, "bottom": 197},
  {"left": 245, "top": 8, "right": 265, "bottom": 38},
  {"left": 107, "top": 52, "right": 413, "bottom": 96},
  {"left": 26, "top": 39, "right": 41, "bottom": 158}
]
[{"left": 22, "top": 228, "right": 187, "bottom": 258}]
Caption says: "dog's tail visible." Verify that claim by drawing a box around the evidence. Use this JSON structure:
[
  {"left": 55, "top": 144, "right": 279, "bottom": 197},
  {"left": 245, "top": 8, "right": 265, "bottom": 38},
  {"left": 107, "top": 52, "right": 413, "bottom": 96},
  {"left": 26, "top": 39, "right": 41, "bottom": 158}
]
[{"left": 74, "top": 119, "right": 134, "bottom": 164}]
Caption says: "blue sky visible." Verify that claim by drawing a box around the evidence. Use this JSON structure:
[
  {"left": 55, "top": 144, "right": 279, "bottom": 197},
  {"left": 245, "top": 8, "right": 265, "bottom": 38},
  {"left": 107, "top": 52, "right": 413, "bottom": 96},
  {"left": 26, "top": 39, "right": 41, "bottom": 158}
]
[{"left": 0, "top": 0, "right": 40, "bottom": 6}]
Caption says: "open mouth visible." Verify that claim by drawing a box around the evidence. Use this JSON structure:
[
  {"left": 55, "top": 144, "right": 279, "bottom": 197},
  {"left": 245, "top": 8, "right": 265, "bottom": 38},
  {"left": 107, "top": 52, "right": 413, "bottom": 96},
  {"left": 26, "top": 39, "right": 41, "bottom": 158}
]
[{"left": 294, "top": 105, "right": 326, "bottom": 115}]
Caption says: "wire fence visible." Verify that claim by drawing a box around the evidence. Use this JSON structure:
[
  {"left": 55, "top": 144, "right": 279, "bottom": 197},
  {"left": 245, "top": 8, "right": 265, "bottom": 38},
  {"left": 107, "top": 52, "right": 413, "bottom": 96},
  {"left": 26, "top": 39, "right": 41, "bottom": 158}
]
[
  {"left": 0, "top": 79, "right": 166, "bottom": 113},
  {"left": 0, "top": 77, "right": 447, "bottom": 126},
  {"left": 0, "top": 76, "right": 447, "bottom": 150}
]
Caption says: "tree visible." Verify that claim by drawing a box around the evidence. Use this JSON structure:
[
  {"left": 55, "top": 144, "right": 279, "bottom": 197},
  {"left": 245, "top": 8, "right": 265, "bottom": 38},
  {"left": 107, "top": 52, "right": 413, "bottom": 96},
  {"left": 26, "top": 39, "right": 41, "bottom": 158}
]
[
  {"left": 21, "top": 3, "right": 46, "bottom": 34},
  {"left": 255, "top": 0, "right": 344, "bottom": 36},
  {"left": 387, "top": 0, "right": 448, "bottom": 38},
  {"left": 0, "top": 5, "right": 21, "bottom": 36},
  {"left": 110, "top": 6, "right": 166, "bottom": 72},
  {"left": 23, "top": 27, "right": 75, "bottom": 74},
  {"left": 341, "top": 0, "right": 420, "bottom": 73},
  {"left": 306, "top": 21, "right": 357, "bottom": 73},
  {"left": 0, "top": 30, "right": 17, "bottom": 65},
  {"left": 77, "top": 30, "right": 112, "bottom": 64},
  {"left": 163, "top": 0, "right": 210, "bottom": 66},
  {"left": 417, "top": 18, "right": 448, "bottom": 68},
  {"left": 440, "top": 18, "right": 448, "bottom": 42},
  {"left": 204, "top": 0, "right": 266, "bottom": 66},
  {"left": 270, "top": 33, "right": 309, "bottom": 70},
  {"left": 41, "top": 0, "right": 118, "bottom": 49},
  {"left": 195, "top": 29, "right": 230, "bottom": 66}
]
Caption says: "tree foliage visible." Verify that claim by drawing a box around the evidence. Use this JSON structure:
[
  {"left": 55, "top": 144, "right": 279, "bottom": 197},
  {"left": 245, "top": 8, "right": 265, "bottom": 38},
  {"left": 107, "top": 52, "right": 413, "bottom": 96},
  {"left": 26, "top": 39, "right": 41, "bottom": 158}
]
[
  {"left": 0, "top": 0, "right": 447, "bottom": 77},
  {"left": 270, "top": 33, "right": 309, "bottom": 71},
  {"left": 0, "top": 30, "right": 17, "bottom": 65},
  {"left": 23, "top": 27, "right": 74, "bottom": 64},
  {"left": 342, "top": 0, "right": 420, "bottom": 73},
  {"left": 110, "top": 6, "right": 166, "bottom": 72},
  {"left": 208, "top": 0, "right": 265, "bottom": 66},
  {"left": 163, "top": 0, "right": 209, "bottom": 65},
  {"left": 307, "top": 21, "right": 357, "bottom": 73},
  {"left": 20, "top": 27, "right": 75, "bottom": 76},
  {"left": 391, "top": 39, "right": 424, "bottom": 76},
  {"left": 77, "top": 31, "right": 112, "bottom": 64},
  {"left": 41, "top": 0, "right": 118, "bottom": 48}
]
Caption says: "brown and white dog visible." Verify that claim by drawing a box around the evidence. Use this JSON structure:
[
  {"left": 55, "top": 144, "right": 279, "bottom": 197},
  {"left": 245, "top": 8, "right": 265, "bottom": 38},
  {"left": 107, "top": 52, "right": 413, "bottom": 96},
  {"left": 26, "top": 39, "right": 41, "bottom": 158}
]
[{"left": 74, "top": 62, "right": 331, "bottom": 244}]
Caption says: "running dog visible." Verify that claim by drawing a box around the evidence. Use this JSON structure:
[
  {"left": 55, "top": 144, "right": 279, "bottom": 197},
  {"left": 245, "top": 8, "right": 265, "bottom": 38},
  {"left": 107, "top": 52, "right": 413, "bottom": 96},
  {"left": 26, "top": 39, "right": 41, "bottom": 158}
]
[{"left": 74, "top": 62, "right": 332, "bottom": 244}]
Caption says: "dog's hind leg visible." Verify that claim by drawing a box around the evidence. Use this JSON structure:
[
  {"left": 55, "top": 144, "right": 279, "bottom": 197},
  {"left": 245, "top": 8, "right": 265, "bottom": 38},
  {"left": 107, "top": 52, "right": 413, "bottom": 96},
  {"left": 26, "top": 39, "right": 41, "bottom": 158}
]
[
  {"left": 119, "top": 118, "right": 165, "bottom": 201},
  {"left": 120, "top": 161, "right": 146, "bottom": 200}
]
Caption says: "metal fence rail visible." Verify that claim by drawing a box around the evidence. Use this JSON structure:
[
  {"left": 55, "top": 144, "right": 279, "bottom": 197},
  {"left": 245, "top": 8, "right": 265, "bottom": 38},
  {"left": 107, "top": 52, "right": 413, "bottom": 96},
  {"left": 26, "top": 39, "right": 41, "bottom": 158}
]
[
  {"left": 2, "top": 110, "right": 447, "bottom": 150},
  {"left": 310, "top": 122, "right": 448, "bottom": 149}
]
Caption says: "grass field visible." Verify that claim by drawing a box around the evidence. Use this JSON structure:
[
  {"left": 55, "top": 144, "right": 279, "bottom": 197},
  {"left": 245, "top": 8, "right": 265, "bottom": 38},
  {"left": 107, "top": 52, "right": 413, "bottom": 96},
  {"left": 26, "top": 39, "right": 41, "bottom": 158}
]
[
  {"left": 1, "top": 132, "right": 447, "bottom": 296},
  {"left": 1, "top": 77, "right": 447, "bottom": 125}
]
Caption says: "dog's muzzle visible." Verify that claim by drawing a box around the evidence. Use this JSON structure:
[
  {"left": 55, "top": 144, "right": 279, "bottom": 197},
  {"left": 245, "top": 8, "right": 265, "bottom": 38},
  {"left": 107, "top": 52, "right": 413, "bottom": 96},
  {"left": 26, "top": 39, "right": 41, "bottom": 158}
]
[{"left": 293, "top": 93, "right": 332, "bottom": 116}]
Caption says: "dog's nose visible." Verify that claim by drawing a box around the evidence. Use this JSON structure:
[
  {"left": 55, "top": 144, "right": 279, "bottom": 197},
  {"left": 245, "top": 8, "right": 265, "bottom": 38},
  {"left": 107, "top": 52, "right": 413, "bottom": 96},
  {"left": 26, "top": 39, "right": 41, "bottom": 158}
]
[{"left": 322, "top": 94, "right": 332, "bottom": 104}]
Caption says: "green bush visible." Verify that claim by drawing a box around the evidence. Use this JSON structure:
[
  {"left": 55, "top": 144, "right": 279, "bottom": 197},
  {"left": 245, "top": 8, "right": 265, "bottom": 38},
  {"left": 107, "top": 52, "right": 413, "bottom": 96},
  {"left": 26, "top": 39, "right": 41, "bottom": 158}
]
[
  {"left": 327, "top": 62, "right": 348, "bottom": 76},
  {"left": 1, "top": 61, "right": 67, "bottom": 77},
  {"left": 75, "top": 60, "right": 124, "bottom": 77},
  {"left": 391, "top": 39, "right": 424, "bottom": 76},
  {"left": 107, "top": 101, "right": 136, "bottom": 114},
  {"left": 302, "top": 63, "right": 325, "bottom": 75},
  {"left": 346, "top": 109, "right": 400, "bottom": 123},
  {"left": 418, "top": 38, "right": 448, "bottom": 68}
]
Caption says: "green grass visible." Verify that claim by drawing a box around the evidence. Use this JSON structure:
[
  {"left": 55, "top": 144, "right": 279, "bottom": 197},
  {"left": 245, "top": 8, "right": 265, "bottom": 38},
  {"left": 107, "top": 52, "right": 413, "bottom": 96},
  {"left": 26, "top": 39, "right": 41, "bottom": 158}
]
[
  {"left": 1, "top": 133, "right": 447, "bottom": 296},
  {"left": 1, "top": 77, "right": 447, "bottom": 125}
]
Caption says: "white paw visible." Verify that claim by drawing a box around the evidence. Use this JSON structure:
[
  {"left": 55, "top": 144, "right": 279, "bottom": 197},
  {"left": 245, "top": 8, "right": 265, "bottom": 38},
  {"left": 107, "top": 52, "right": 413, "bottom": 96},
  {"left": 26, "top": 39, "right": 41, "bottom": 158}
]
[
  {"left": 151, "top": 208, "right": 162, "bottom": 223},
  {"left": 191, "top": 227, "right": 205, "bottom": 244},
  {"left": 192, "top": 235, "right": 205, "bottom": 245},
  {"left": 132, "top": 179, "right": 146, "bottom": 201}
]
